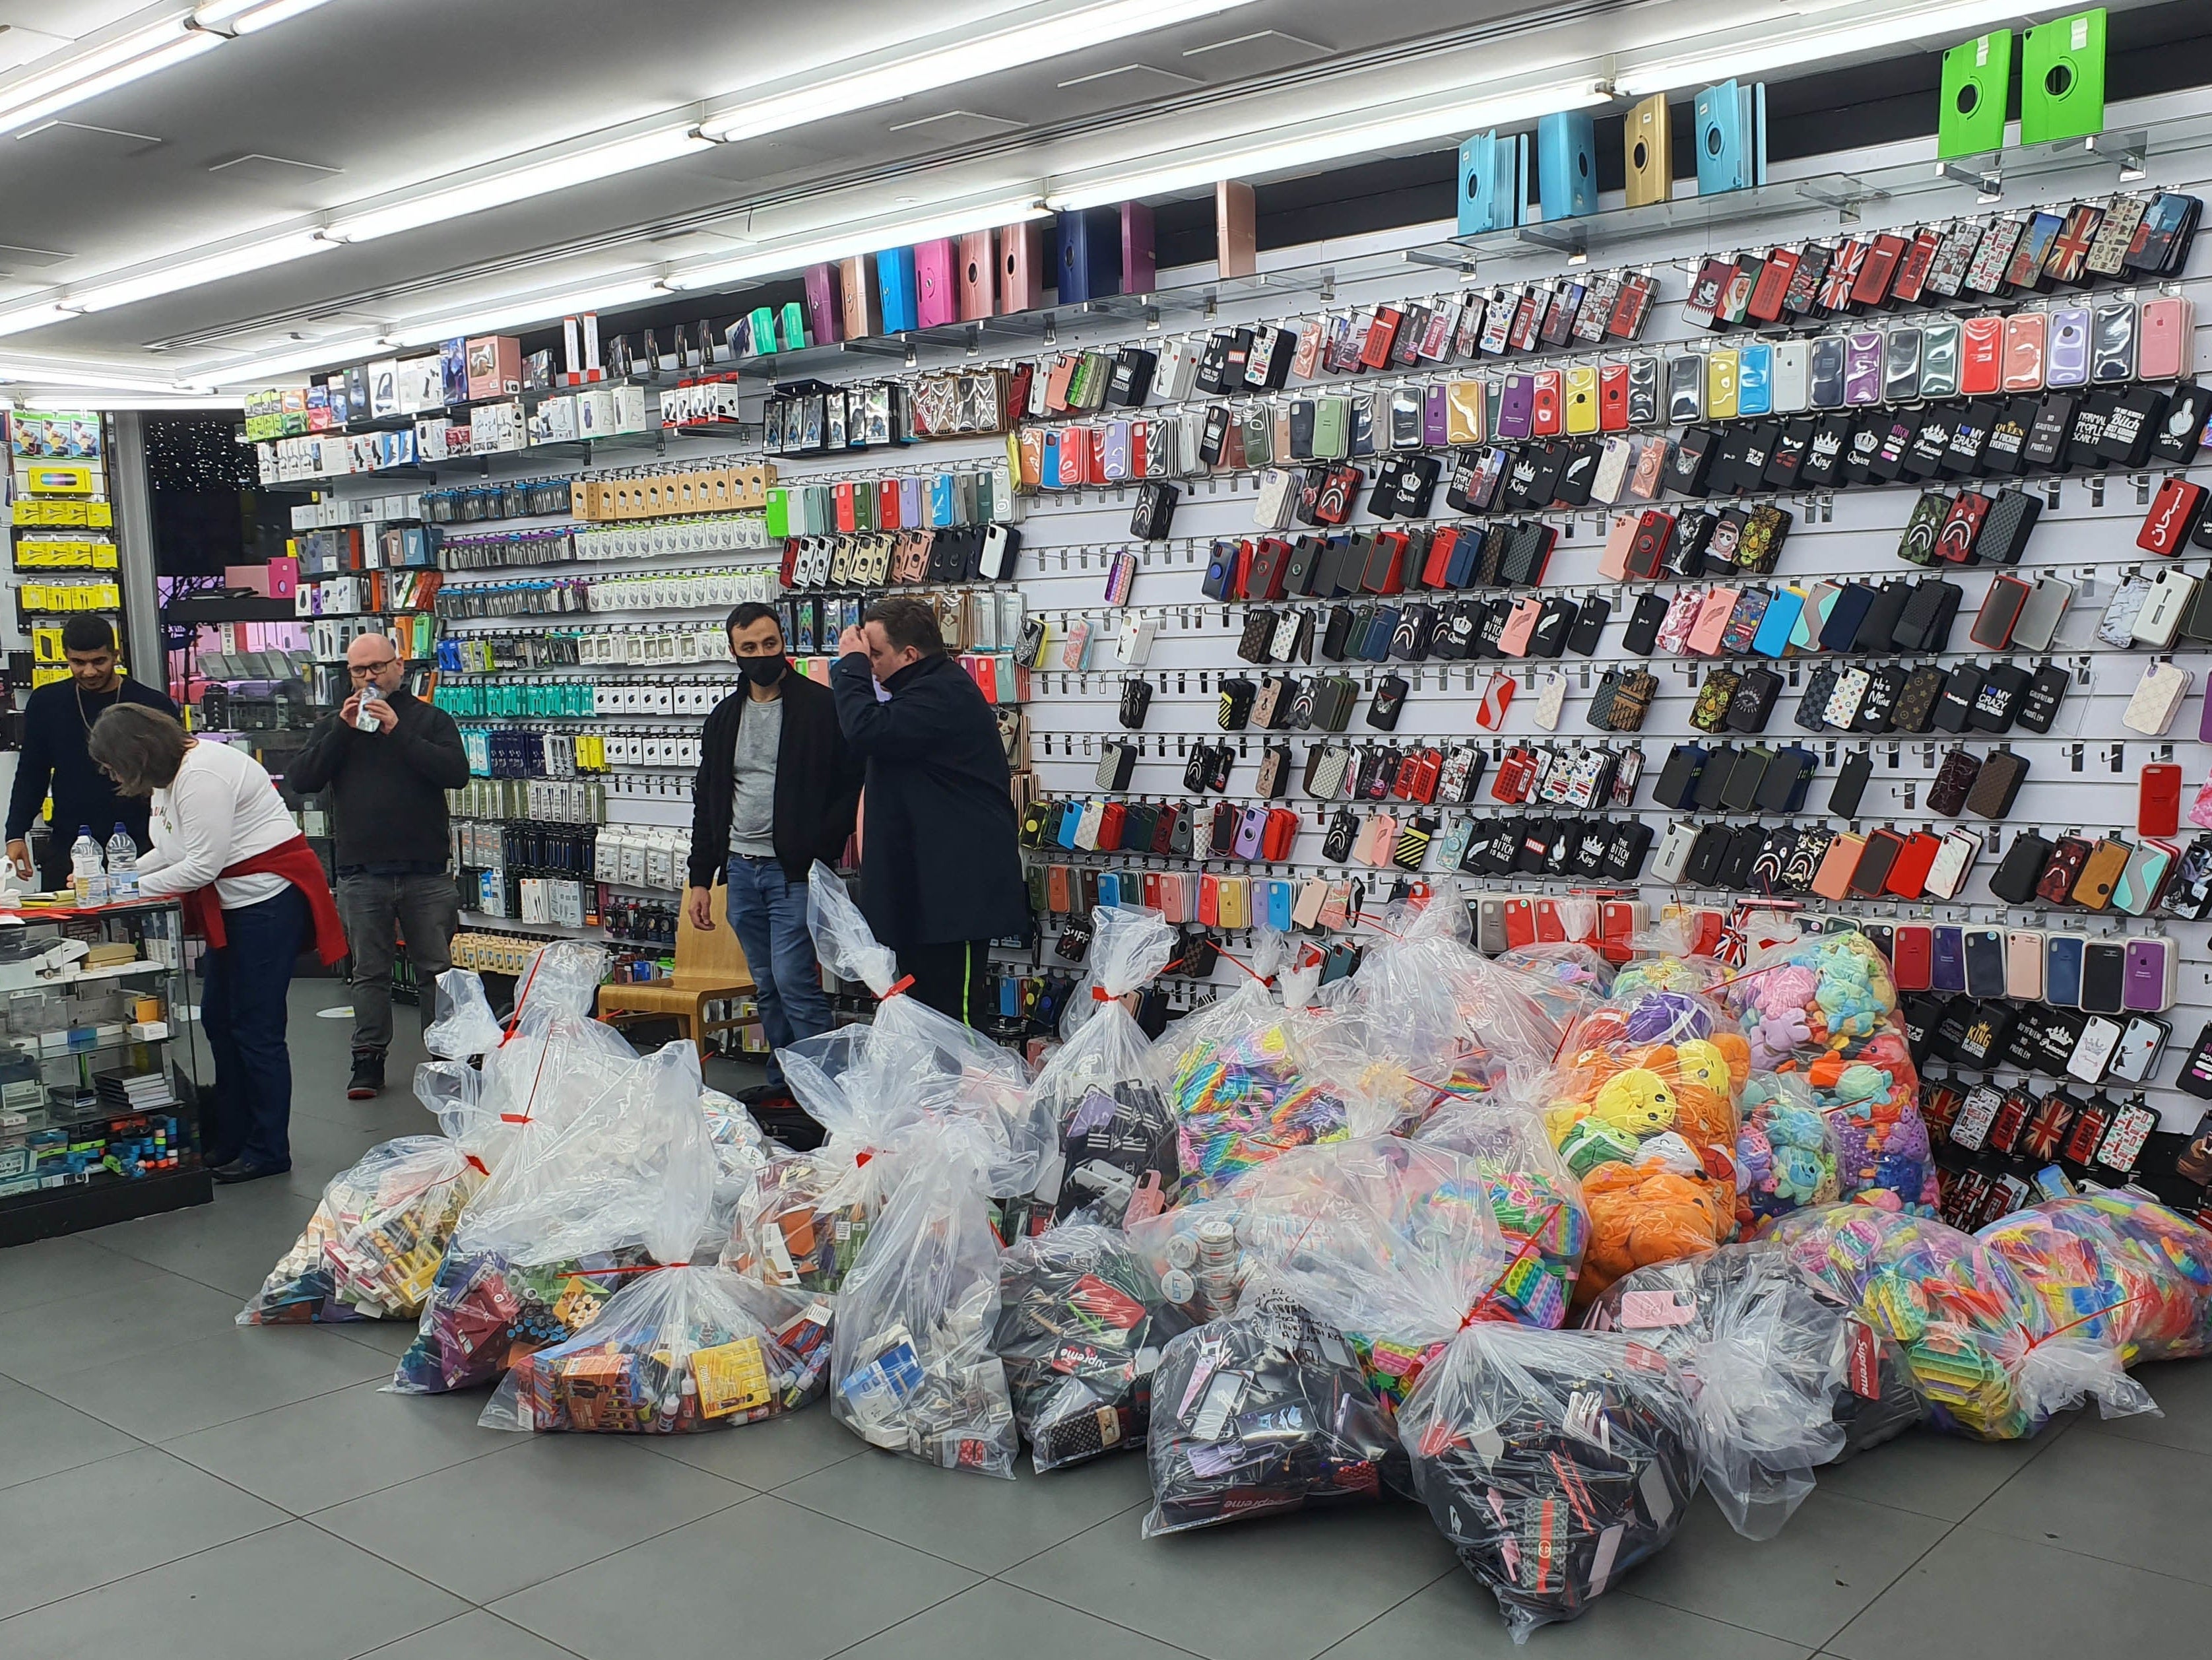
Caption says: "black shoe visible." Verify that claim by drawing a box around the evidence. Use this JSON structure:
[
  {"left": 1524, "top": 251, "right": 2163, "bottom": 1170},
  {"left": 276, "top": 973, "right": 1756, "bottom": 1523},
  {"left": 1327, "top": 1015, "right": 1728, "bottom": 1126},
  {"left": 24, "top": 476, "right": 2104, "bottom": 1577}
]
[
  {"left": 211, "top": 1159, "right": 289, "bottom": 1184},
  {"left": 347, "top": 1053, "right": 384, "bottom": 1100}
]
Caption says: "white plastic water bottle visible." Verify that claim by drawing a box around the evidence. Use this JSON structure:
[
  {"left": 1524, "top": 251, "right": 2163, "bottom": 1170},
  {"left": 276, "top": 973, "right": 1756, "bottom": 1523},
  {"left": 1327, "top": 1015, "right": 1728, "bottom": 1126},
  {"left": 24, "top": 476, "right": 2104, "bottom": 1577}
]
[
  {"left": 69, "top": 826, "right": 106, "bottom": 906},
  {"left": 106, "top": 824, "right": 139, "bottom": 902}
]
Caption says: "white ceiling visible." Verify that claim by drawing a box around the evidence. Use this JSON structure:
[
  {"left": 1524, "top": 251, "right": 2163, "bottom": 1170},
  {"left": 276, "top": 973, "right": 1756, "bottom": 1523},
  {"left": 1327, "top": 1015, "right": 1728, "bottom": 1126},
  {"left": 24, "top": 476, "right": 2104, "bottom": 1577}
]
[{"left": 0, "top": 0, "right": 2166, "bottom": 388}]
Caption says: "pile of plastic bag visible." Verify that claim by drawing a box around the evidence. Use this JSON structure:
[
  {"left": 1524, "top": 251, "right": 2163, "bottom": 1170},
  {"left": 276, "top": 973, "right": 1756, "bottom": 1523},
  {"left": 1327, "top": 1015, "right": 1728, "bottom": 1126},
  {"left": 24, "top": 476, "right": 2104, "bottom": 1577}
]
[
  {"left": 1540, "top": 964, "right": 1745, "bottom": 1299},
  {"left": 1398, "top": 1323, "right": 1701, "bottom": 1642},
  {"left": 1152, "top": 937, "right": 1349, "bottom": 1201},
  {"left": 721, "top": 1143, "right": 886, "bottom": 1293},
  {"left": 1722, "top": 929, "right": 1936, "bottom": 1219},
  {"left": 391, "top": 1014, "right": 715, "bottom": 1395},
  {"left": 1142, "top": 1283, "right": 1407, "bottom": 1536},
  {"left": 798, "top": 866, "right": 1050, "bottom": 1477},
  {"left": 1585, "top": 1244, "right": 1921, "bottom": 1538},
  {"left": 1771, "top": 1204, "right": 2155, "bottom": 1440},
  {"left": 1031, "top": 908, "right": 1183, "bottom": 1224},
  {"left": 994, "top": 1223, "right": 1194, "bottom": 1471},
  {"left": 480, "top": 1264, "right": 830, "bottom": 1433},
  {"left": 1979, "top": 1189, "right": 2212, "bottom": 1367}
]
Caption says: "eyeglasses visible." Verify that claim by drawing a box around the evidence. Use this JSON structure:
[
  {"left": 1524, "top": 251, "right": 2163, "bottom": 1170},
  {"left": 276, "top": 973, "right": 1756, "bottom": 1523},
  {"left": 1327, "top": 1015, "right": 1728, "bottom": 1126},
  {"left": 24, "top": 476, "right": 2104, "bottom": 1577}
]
[{"left": 348, "top": 659, "right": 399, "bottom": 679}]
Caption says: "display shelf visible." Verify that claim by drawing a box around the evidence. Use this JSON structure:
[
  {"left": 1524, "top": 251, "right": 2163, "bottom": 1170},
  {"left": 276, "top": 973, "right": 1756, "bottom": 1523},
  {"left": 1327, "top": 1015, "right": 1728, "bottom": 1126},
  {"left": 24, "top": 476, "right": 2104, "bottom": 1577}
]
[
  {"left": 166, "top": 593, "right": 315, "bottom": 624},
  {"left": 0, "top": 1162, "right": 211, "bottom": 1247}
]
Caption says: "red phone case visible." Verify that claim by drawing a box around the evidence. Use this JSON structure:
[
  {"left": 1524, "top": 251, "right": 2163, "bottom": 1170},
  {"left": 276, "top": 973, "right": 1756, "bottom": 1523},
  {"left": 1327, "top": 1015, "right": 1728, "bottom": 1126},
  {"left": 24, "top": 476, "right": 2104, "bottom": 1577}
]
[
  {"left": 1885, "top": 832, "right": 1943, "bottom": 899},
  {"left": 2141, "top": 764, "right": 2183, "bottom": 837},
  {"left": 1891, "top": 924, "right": 1934, "bottom": 991},
  {"left": 1960, "top": 316, "right": 2004, "bottom": 393},
  {"left": 1502, "top": 898, "right": 1537, "bottom": 948},
  {"left": 1531, "top": 371, "right": 1563, "bottom": 436},
  {"left": 1598, "top": 364, "right": 1629, "bottom": 430}
]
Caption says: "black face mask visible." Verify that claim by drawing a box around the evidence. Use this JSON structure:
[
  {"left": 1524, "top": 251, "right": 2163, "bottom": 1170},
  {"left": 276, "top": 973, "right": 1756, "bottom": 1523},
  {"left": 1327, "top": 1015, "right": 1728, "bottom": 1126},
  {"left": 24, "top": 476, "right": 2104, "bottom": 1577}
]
[{"left": 736, "top": 653, "right": 787, "bottom": 687}]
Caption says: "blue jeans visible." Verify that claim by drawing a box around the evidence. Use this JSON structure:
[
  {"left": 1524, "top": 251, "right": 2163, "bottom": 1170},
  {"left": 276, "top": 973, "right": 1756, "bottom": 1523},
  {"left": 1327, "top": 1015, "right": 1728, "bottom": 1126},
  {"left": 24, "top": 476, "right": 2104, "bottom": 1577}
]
[
  {"left": 724, "top": 855, "right": 830, "bottom": 1087},
  {"left": 201, "top": 884, "right": 309, "bottom": 1170}
]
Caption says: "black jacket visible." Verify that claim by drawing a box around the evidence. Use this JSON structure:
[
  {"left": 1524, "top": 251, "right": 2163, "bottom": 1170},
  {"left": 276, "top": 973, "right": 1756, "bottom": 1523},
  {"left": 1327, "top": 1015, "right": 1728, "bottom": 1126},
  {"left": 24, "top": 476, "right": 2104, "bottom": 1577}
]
[
  {"left": 5, "top": 676, "right": 176, "bottom": 850},
  {"left": 686, "top": 667, "right": 863, "bottom": 888},
  {"left": 830, "top": 649, "right": 1027, "bottom": 948},
  {"left": 288, "top": 688, "right": 469, "bottom": 869}
]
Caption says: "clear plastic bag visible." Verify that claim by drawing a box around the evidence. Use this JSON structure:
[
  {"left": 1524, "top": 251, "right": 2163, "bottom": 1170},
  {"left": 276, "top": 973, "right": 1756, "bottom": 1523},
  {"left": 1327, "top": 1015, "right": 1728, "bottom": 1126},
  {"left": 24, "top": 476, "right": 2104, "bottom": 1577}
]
[
  {"left": 699, "top": 1086, "right": 773, "bottom": 1257},
  {"left": 722, "top": 1143, "right": 888, "bottom": 1294},
  {"left": 1735, "top": 1072, "right": 1842, "bottom": 1233},
  {"left": 1415, "top": 1093, "right": 1590, "bottom": 1327},
  {"left": 993, "top": 1223, "right": 1196, "bottom": 1471},
  {"left": 1141, "top": 1284, "right": 1407, "bottom": 1536},
  {"left": 480, "top": 1263, "right": 831, "bottom": 1433},
  {"left": 391, "top": 1037, "right": 717, "bottom": 1394},
  {"left": 1399, "top": 1323, "right": 1701, "bottom": 1643},
  {"left": 1495, "top": 942, "right": 1615, "bottom": 1037},
  {"left": 1152, "top": 939, "right": 1350, "bottom": 1202},
  {"left": 1979, "top": 1190, "right": 2212, "bottom": 1365},
  {"left": 1720, "top": 928, "right": 1935, "bottom": 1216},
  {"left": 1771, "top": 1204, "right": 2157, "bottom": 1440},
  {"left": 424, "top": 968, "right": 503, "bottom": 1059},
  {"left": 1540, "top": 978, "right": 1747, "bottom": 1300},
  {"left": 240, "top": 1135, "right": 484, "bottom": 1324},
  {"left": 1031, "top": 908, "right": 1182, "bottom": 1224},
  {"left": 1584, "top": 1244, "right": 1921, "bottom": 1539}
]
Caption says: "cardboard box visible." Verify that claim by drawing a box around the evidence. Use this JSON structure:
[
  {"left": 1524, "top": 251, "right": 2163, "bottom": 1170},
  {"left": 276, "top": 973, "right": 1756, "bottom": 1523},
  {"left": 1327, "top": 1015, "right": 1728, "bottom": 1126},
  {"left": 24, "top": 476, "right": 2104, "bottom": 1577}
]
[{"left": 466, "top": 335, "right": 523, "bottom": 401}]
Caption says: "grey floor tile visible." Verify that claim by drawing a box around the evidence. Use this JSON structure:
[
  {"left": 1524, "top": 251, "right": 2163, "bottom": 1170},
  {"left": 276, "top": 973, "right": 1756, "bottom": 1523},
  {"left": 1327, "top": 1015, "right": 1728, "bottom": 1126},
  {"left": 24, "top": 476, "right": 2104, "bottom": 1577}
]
[
  {"left": 90, "top": 1182, "right": 321, "bottom": 1300},
  {"left": 47, "top": 1321, "right": 389, "bottom": 1442},
  {"left": 634, "top": 1395, "right": 862, "bottom": 1489},
  {"left": 778, "top": 1440, "right": 1154, "bottom": 1573},
  {"left": 1621, "top": 1488, "right": 1948, "bottom": 1648},
  {"left": 492, "top": 1494, "right": 979, "bottom": 1660},
  {"left": 1964, "top": 1426, "right": 2212, "bottom": 1584},
  {"left": 0, "top": 1445, "right": 284, "bottom": 1618},
  {"left": 2077, "top": 1358, "right": 2212, "bottom": 1455},
  {"left": 358, "top": 1610, "right": 583, "bottom": 1660},
  {"left": 1005, "top": 1498, "right": 1456, "bottom": 1660},
  {"left": 333, "top": 1315, "right": 428, "bottom": 1358},
  {"left": 0, "top": 1233, "right": 164, "bottom": 1315},
  {"left": 1829, "top": 1522, "right": 2212, "bottom": 1660},
  {"left": 1321, "top": 1570, "right": 1815, "bottom": 1659},
  {"left": 1813, "top": 1422, "right": 2069, "bottom": 1521},
  {"left": 833, "top": 1579, "right": 1202, "bottom": 1660},
  {"left": 313, "top": 1432, "right": 749, "bottom": 1602},
  {"left": 0, "top": 1266, "right": 255, "bottom": 1394},
  {"left": 0, "top": 1519, "right": 467, "bottom": 1660},
  {"left": 0, "top": 1374, "right": 141, "bottom": 1491},
  {"left": 164, "top": 1378, "right": 512, "bottom": 1513}
]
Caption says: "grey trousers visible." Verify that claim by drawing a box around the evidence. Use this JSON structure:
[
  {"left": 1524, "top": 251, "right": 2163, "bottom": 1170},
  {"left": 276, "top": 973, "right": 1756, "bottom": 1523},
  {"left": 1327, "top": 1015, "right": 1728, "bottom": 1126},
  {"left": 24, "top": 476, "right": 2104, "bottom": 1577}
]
[{"left": 337, "top": 871, "right": 460, "bottom": 1057}]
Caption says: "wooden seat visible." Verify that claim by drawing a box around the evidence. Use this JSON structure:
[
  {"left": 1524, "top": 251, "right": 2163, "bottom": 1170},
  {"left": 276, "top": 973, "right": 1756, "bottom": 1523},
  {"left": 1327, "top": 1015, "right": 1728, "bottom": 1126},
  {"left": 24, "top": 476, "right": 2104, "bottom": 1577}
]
[{"left": 595, "top": 886, "right": 758, "bottom": 1059}]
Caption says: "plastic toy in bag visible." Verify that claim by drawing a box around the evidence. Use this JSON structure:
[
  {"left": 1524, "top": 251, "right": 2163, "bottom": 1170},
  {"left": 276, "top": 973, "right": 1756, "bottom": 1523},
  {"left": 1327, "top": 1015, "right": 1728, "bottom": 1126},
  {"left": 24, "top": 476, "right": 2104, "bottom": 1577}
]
[
  {"left": 723, "top": 1143, "right": 887, "bottom": 1294},
  {"left": 1722, "top": 929, "right": 1936, "bottom": 1216},
  {"left": 1584, "top": 1244, "right": 1921, "bottom": 1539},
  {"left": 1152, "top": 937, "right": 1349, "bottom": 1202},
  {"left": 993, "top": 1224, "right": 1195, "bottom": 1471},
  {"left": 1979, "top": 1190, "right": 2212, "bottom": 1365},
  {"left": 241, "top": 1058, "right": 506, "bottom": 1325},
  {"left": 1030, "top": 908, "right": 1183, "bottom": 1226},
  {"left": 1495, "top": 941, "right": 1615, "bottom": 1038},
  {"left": 1399, "top": 1323, "right": 1701, "bottom": 1643},
  {"left": 1416, "top": 1094, "right": 1590, "bottom": 1327},
  {"left": 1771, "top": 1204, "right": 2156, "bottom": 1440},
  {"left": 390, "top": 1037, "right": 717, "bottom": 1394},
  {"left": 480, "top": 1263, "right": 831, "bottom": 1433},
  {"left": 1541, "top": 978, "right": 1745, "bottom": 1299},
  {"left": 1735, "top": 1072, "right": 1841, "bottom": 1232},
  {"left": 1141, "top": 1285, "right": 1408, "bottom": 1537}
]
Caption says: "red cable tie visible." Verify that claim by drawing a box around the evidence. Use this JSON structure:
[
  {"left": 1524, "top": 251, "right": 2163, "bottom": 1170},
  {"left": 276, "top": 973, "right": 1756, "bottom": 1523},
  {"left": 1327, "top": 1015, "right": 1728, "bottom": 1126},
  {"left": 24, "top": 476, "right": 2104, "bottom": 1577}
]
[{"left": 882, "top": 975, "right": 913, "bottom": 1000}]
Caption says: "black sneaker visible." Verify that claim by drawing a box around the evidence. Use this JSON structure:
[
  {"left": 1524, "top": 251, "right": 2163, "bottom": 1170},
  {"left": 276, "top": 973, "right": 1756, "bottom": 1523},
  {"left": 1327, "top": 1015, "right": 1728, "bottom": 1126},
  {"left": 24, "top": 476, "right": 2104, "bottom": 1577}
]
[{"left": 347, "top": 1053, "right": 384, "bottom": 1100}]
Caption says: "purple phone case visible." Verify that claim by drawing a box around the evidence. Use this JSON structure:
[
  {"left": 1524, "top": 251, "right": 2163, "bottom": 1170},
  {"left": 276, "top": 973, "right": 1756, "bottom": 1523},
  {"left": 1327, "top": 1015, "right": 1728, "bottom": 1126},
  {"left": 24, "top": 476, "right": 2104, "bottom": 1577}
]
[
  {"left": 914, "top": 239, "right": 958, "bottom": 329},
  {"left": 2047, "top": 308, "right": 2091, "bottom": 387},
  {"left": 1423, "top": 385, "right": 1450, "bottom": 448},
  {"left": 1234, "top": 808, "right": 1266, "bottom": 857},
  {"left": 2125, "top": 940, "right": 2168, "bottom": 1011},
  {"left": 1931, "top": 925, "right": 1966, "bottom": 991},
  {"left": 899, "top": 476, "right": 925, "bottom": 522},
  {"left": 1844, "top": 332, "right": 1884, "bottom": 405},
  {"left": 1121, "top": 201, "right": 1155, "bottom": 295},
  {"left": 804, "top": 264, "right": 842, "bottom": 345},
  {"left": 1498, "top": 375, "right": 1535, "bottom": 439}
]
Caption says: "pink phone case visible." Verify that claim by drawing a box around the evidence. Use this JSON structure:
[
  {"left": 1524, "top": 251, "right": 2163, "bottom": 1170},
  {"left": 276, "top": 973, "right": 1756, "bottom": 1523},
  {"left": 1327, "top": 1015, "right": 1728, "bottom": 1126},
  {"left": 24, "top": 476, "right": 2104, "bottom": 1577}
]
[
  {"left": 998, "top": 220, "right": 1046, "bottom": 313},
  {"left": 2141, "top": 296, "right": 2194, "bottom": 380},
  {"left": 958, "top": 231, "right": 995, "bottom": 321},
  {"left": 1596, "top": 514, "right": 1639, "bottom": 580},
  {"left": 1687, "top": 587, "right": 1740, "bottom": 654},
  {"left": 2001, "top": 312, "right": 2046, "bottom": 390}
]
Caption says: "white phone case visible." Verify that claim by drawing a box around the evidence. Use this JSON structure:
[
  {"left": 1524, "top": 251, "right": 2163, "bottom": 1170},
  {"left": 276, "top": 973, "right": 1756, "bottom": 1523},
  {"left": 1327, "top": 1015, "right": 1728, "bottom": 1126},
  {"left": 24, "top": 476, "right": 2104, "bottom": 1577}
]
[
  {"left": 2067, "top": 1015, "right": 2124, "bottom": 1084},
  {"left": 2131, "top": 566, "right": 2197, "bottom": 648},
  {"left": 1771, "top": 340, "right": 1811, "bottom": 413},
  {"left": 1923, "top": 828, "right": 1982, "bottom": 900},
  {"left": 1591, "top": 436, "right": 1638, "bottom": 504},
  {"left": 2123, "top": 659, "right": 2193, "bottom": 735}
]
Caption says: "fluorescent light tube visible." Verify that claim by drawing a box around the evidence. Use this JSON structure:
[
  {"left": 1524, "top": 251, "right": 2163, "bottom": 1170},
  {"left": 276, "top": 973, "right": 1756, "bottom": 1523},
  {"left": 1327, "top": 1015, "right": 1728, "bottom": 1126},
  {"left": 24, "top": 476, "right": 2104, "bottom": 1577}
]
[
  {"left": 324, "top": 127, "right": 714, "bottom": 244},
  {"left": 384, "top": 278, "right": 667, "bottom": 347},
  {"left": 195, "top": 0, "right": 342, "bottom": 32},
  {"left": 0, "top": 361, "right": 206, "bottom": 394},
  {"left": 699, "top": 0, "right": 1257, "bottom": 143},
  {"left": 0, "top": 20, "right": 224, "bottom": 133},
  {"left": 0, "top": 302, "right": 84, "bottom": 341},
  {"left": 1612, "top": 0, "right": 2034, "bottom": 96},
  {"left": 667, "top": 198, "right": 1050, "bottom": 290},
  {"left": 1045, "top": 81, "right": 1611, "bottom": 209},
  {"left": 71, "top": 230, "right": 335, "bottom": 314},
  {"left": 205, "top": 333, "right": 388, "bottom": 386}
]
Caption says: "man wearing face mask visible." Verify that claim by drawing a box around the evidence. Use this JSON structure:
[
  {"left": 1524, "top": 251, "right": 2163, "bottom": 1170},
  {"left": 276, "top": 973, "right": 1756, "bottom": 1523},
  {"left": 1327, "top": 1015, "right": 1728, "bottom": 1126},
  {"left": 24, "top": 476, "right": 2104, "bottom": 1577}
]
[
  {"left": 685, "top": 604, "right": 862, "bottom": 1106},
  {"left": 832, "top": 596, "right": 1027, "bottom": 1025}
]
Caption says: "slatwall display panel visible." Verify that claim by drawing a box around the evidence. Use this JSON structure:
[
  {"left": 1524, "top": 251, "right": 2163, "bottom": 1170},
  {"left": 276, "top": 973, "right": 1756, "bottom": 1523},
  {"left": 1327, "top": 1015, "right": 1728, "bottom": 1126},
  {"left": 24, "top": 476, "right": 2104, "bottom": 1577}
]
[{"left": 310, "top": 102, "right": 2212, "bottom": 1127}]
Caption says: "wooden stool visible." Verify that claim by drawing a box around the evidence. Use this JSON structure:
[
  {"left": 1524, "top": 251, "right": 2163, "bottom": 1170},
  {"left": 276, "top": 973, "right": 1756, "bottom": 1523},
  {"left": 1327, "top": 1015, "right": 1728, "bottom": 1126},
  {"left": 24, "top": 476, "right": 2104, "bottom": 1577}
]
[{"left": 595, "top": 886, "right": 757, "bottom": 1059}]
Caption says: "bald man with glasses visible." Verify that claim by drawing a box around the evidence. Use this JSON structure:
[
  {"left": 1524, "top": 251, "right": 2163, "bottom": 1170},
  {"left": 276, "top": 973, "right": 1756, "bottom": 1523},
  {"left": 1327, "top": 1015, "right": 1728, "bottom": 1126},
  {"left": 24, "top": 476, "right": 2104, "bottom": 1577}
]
[{"left": 290, "top": 633, "right": 469, "bottom": 1099}]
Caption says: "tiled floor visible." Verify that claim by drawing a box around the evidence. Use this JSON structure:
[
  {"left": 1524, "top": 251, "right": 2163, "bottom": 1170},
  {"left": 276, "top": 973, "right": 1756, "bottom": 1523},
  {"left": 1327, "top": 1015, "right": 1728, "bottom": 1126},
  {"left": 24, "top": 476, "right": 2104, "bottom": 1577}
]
[{"left": 4, "top": 983, "right": 2212, "bottom": 1659}]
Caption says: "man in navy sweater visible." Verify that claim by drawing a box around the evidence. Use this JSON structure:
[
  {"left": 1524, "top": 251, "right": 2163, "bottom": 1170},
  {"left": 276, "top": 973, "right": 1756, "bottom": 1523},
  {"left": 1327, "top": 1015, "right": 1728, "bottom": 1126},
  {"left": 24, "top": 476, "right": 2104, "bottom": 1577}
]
[{"left": 6, "top": 616, "right": 176, "bottom": 891}]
